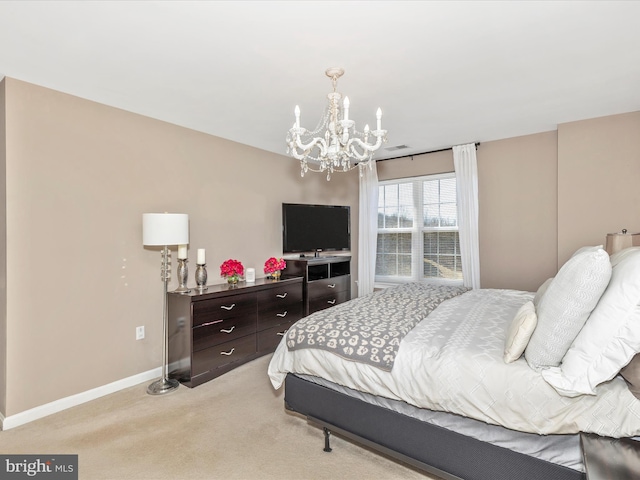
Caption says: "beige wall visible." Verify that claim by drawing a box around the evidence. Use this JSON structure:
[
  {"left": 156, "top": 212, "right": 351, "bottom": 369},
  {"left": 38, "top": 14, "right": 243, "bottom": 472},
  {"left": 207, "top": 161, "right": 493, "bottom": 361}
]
[
  {"left": 2, "top": 78, "right": 358, "bottom": 417},
  {"left": 558, "top": 111, "right": 640, "bottom": 265},
  {"left": 0, "top": 79, "right": 6, "bottom": 417},
  {"left": 478, "top": 132, "right": 558, "bottom": 290}
]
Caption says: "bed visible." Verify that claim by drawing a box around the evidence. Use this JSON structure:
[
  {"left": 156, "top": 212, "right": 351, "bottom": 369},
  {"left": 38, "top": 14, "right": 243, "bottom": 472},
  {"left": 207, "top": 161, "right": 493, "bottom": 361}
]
[{"left": 268, "top": 246, "right": 640, "bottom": 479}]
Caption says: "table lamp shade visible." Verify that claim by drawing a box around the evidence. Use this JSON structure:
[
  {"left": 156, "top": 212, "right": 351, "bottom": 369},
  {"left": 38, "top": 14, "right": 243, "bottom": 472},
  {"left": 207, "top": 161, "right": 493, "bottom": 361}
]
[
  {"left": 605, "top": 231, "right": 640, "bottom": 255},
  {"left": 142, "top": 213, "right": 189, "bottom": 246}
]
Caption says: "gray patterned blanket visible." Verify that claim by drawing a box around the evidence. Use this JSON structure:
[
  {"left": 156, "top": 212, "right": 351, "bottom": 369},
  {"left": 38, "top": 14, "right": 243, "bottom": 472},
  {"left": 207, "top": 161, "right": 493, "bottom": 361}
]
[{"left": 285, "top": 283, "right": 469, "bottom": 371}]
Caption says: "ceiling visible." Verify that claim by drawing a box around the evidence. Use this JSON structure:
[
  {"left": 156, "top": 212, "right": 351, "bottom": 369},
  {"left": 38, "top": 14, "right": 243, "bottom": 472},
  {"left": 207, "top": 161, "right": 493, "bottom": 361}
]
[{"left": 1, "top": 1, "right": 639, "bottom": 161}]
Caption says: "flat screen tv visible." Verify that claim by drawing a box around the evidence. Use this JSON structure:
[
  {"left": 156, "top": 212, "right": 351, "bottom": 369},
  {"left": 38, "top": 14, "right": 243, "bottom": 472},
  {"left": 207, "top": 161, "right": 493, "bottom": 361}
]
[{"left": 282, "top": 203, "right": 351, "bottom": 255}]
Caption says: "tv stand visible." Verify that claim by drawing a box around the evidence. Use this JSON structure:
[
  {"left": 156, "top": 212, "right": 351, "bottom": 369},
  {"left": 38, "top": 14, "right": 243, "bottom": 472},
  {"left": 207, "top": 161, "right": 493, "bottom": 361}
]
[
  {"left": 285, "top": 256, "right": 351, "bottom": 316},
  {"left": 298, "top": 252, "right": 330, "bottom": 259}
]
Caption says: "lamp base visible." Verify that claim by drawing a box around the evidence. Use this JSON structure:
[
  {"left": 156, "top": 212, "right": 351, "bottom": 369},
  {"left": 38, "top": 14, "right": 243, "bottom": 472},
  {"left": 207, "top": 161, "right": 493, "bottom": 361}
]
[{"left": 147, "top": 377, "right": 179, "bottom": 395}]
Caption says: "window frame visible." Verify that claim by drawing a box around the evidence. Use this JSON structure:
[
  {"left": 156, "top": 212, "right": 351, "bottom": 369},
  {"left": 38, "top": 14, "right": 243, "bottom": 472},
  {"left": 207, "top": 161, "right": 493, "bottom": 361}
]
[{"left": 375, "top": 172, "right": 463, "bottom": 287}]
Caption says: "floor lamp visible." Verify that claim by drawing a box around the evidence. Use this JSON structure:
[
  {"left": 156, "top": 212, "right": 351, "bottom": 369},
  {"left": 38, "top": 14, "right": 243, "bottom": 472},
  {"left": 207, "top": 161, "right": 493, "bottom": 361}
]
[{"left": 142, "top": 212, "right": 189, "bottom": 395}]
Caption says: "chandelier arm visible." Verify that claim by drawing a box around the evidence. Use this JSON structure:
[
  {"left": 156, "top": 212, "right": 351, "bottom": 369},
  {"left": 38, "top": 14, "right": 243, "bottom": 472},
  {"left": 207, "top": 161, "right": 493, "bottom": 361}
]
[
  {"left": 347, "top": 136, "right": 384, "bottom": 160},
  {"left": 289, "top": 147, "right": 308, "bottom": 161},
  {"left": 291, "top": 133, "right": 328, "bottom": 159},
  {"left": 290, "top": 146, "right": 325, "bottom": 163},
  {"left": 345, "top": 140, "right": 368, "bottom": 161}
]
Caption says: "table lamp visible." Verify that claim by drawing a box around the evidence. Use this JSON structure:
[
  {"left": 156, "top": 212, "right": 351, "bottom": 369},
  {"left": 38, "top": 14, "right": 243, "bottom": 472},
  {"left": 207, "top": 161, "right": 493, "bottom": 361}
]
[{"left": 605, "top": 229, "right": 640, "bottom": 255}]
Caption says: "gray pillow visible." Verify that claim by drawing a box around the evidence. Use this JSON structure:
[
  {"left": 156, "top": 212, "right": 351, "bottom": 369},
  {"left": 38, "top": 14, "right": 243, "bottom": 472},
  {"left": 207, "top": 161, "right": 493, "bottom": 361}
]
[
  {"left": 621, "top": 353, "right": 640, "bottom": 400},
  {"left": 525, "top": 247, "right": 611, "bottom": 371}
]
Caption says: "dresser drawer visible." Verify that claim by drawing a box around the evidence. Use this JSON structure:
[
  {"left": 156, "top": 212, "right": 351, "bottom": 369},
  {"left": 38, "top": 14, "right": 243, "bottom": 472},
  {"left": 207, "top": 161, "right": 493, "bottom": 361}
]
[
  {"left": 192, "top": 334, "right": 256, "bottom": 376},
  {"left": 257, "top": 321, "right": 293, "bottom": 353},
  {"left": 192, "top": 295, "right": 256, "bottom": 327},
  {"left": 258, "top": 303, "right": 303, "bottom": 331},
  {"left": 307, "top": 275, "right": 350, "bottom": 298},
  {"left": 192, "top": 315, "right": 256, "bottom": 351},
  {"left": 257, "top": 283, "right": 303, "bottom": 307},
  {"left": 309, "top": 290, "right": 350, "bottom": 314}
]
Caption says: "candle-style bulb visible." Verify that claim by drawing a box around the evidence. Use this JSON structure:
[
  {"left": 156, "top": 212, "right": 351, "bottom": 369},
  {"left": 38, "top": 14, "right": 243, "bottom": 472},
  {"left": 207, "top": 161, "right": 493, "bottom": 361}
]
[
  {"left": 343, "top": 96, "right": 350, "bottom": 121},
  {"left": 294, "top": 105, "right": 300, "bottom": 128},
  {"left": 376, "top": 108, "right": 382, "bottom": 130}
]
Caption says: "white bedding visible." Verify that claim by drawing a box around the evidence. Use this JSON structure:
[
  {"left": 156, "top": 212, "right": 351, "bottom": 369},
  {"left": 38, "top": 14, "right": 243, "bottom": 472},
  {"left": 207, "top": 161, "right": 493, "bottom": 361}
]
[{"left": 268, "top": 288, "right": 640, "bottom": 437}]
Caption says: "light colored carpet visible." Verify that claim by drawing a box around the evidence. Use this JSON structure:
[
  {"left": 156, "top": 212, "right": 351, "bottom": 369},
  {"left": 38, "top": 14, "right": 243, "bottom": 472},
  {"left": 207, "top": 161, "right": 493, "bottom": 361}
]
[{"left": 0, "top": 355, "right": 441, "bottom": 479}]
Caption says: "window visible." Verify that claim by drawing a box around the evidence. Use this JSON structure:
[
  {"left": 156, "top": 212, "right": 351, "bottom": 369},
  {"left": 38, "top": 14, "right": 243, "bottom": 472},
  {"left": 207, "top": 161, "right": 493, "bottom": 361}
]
[{"left": 376, "top": 173, "right": 463, "bottom": 284}]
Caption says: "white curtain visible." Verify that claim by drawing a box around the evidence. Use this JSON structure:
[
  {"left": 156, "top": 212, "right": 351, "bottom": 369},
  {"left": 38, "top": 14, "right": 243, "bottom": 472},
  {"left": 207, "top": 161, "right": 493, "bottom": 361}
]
[
  {"left": 358, "top": 162, "right": 379, "bottom": 297},
  {"left": 453, "top": 144, "right": 481, "bottom": 289}
]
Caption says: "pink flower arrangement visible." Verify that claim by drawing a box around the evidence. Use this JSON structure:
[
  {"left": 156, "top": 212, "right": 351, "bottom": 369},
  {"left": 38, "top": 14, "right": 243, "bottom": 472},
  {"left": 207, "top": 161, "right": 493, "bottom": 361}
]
[
  {"left": 264, "top": 257, "right": 286, "bottom": 274},
  {"left": 220, "top": 259, "right": 244, "bottom": 282}
]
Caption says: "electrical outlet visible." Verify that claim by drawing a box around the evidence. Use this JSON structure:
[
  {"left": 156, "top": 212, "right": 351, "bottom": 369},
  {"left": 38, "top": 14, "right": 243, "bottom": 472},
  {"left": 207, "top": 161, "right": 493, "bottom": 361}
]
[{"left": 136, "top": 326, "right": 145, "bottom": 340}]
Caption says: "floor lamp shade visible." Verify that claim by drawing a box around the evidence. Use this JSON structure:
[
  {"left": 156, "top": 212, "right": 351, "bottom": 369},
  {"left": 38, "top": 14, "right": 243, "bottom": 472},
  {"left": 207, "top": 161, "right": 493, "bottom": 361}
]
[{"left": 142, "top": 213, "right": 189, "bottom": 246}]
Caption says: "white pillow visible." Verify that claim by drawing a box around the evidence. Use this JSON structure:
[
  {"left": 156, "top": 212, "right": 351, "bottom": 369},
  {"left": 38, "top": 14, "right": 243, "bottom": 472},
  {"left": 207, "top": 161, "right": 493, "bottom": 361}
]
[
  {"left": 542, "top": 248, "right": 640, "bottom": 396},
  {"left": 504, "top": 301, "right": 537, "bottom": 363},
  {"left": 532, "top": 278, "right": 553, "bottom": 308},
  {"left": 525, "top": 246, "right": 611, "bottom": 370},
  {"left": 571, "top": 245, "right": 604, "bottom": 257}
]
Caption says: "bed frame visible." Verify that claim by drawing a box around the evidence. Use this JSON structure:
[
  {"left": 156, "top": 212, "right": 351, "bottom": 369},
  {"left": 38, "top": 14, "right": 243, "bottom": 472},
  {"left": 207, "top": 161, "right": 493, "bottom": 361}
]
[{"left": 284, "top": 373, "right": 585, "bottom": 480}]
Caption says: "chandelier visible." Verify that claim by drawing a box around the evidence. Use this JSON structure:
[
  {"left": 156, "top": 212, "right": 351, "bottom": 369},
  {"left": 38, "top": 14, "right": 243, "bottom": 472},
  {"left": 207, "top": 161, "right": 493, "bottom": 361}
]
[{"left": 286, "top": 68, "right": 387, "bottom": 180}]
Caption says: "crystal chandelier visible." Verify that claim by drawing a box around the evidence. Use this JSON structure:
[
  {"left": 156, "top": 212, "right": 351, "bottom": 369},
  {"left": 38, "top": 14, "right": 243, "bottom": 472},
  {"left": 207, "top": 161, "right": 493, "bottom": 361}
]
[{"left": 286, "top": 68, "right": 387, "bottom": 180}]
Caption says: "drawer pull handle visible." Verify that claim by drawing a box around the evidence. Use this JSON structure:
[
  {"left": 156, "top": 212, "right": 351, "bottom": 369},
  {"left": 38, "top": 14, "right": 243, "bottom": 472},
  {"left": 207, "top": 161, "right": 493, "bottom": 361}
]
[
  {"left": 276, "top": 293, "right": 288, "bottom": 298},
  {"left": 221, "top": 304, "right": 236, "bottom": 311},
  {"left": 276, "top": 311, "right": 288, "bottom": 318},
  {"left": 327, "top": 284, "right": 336, "bottom": 288},
  {"left": 277, "top": 330, "right": 288, "bottom": 336},
  {"left": 220, "top": 326, "right": 235, "bottom": 334},
  {"left": 220, "top": 348, "right": 235, "bottom": 356},
  {"left": 200, "top": 320, "right": 223, "bottom": 327},
  {"left": 327, "top": 299, "right": 336, "bottom": 305}
]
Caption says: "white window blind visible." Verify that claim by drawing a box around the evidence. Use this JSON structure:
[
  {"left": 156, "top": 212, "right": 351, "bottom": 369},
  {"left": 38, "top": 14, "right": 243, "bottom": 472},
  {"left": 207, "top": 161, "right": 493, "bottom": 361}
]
[{"left": 376, "top": 173, "right": 463, "bottom": 284}]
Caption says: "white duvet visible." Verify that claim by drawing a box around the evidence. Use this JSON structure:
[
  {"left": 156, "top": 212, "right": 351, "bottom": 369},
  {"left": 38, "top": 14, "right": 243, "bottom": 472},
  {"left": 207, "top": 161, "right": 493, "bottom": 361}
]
[{"left": 268, "top": 288, "right": 640, "bottom": 437}]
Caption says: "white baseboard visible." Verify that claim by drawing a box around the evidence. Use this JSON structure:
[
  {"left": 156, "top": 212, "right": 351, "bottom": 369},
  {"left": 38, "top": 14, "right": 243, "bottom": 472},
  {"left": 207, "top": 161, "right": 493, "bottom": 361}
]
[{"left": 1, "top": 367, "right": 161, "bottom": 431}]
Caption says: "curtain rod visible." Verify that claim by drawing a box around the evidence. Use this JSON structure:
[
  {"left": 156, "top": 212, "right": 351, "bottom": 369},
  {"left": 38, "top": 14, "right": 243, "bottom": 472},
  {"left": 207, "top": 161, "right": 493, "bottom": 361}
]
[{"left": 376, "top": 142, "right": 480, "bottom": 162}]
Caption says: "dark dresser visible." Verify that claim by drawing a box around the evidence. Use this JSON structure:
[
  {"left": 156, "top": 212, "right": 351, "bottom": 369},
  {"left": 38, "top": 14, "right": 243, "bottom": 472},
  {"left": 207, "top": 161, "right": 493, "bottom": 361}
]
[{"left": 167, "top": 276, "right": 303, "bottom": 387}]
